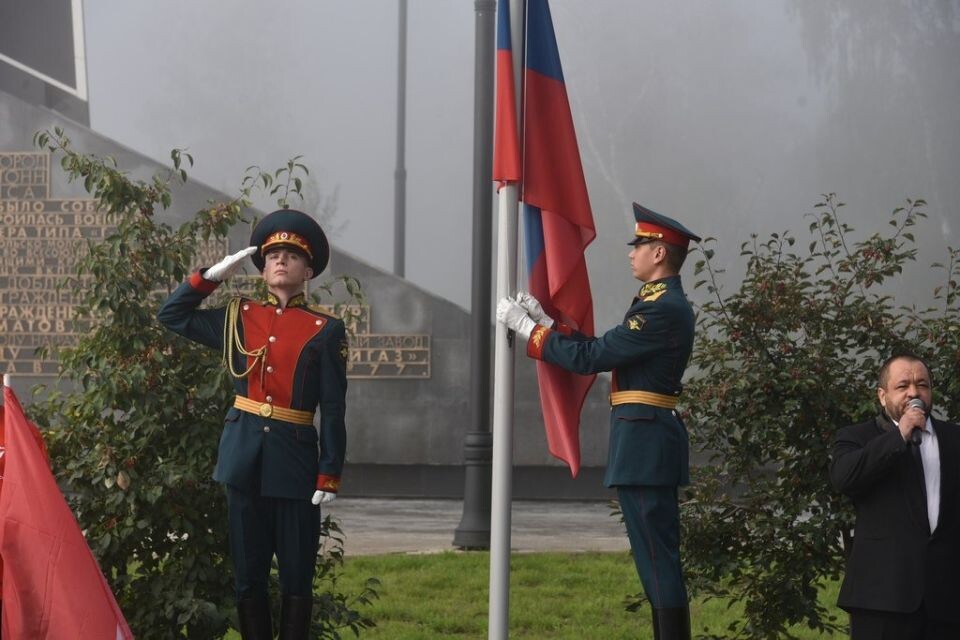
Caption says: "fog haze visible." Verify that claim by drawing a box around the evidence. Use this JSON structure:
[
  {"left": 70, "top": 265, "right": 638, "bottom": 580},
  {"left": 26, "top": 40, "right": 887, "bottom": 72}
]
[{"left": 83, "top": 0, "right": 960, "bottom": 329}]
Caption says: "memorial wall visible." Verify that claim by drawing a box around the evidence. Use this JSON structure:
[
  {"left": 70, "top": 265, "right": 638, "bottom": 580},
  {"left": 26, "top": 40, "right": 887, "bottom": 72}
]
[
  {"left": 1, "top": 152, "right": 95, "bottom": 375},
  {"left": 0, "top": 88, "right": 613, "bottom": 498},
  {"left": 0, "top": 151, "right": 434, "bottom": 381}
]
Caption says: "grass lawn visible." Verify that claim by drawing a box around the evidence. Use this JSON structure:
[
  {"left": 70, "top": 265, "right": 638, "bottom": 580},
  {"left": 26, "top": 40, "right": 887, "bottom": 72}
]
[{"left": 333, "top": 551, "right": 847, "bottom": 639}]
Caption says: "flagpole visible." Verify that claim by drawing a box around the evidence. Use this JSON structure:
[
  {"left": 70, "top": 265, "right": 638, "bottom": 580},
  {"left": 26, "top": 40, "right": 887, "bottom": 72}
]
[
  {"left": 489, "top": 185, "right": 518, "bottom": 640},
  {"left": 489, "top": 1, "right": 525, "bottom": 637}
]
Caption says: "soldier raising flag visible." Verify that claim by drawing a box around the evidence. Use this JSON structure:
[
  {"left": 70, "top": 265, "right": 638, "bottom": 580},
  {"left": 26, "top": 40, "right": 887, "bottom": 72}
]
[{"left": 498, "top": 203, "right": 700, "bottom": 640}]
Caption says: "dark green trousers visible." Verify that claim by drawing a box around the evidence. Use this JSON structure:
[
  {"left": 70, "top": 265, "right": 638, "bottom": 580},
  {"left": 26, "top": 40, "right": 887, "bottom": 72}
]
[
  {"left": 618, "top": 485, "right": 687, "bottom": 608},
  {"left": 225, "top": 485, "right": 322, "bottom": 600}
]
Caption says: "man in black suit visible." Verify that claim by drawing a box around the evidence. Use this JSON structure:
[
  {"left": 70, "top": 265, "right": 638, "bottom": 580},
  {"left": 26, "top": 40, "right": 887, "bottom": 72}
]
[{"left": 831, "top": 353, "right": 960, "bottom": 639}]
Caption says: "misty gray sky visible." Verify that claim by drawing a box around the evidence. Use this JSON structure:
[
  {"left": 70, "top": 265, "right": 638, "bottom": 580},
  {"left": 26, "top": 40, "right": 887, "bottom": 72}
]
[{"left": 83, "top": 0, "right": 960, "bottom": 329}]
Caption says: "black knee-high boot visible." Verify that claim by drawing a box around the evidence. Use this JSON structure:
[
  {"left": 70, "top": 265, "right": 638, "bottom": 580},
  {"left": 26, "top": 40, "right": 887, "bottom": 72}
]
[
  {"left": 278, "top": 594, "right": 313, "bottom": 640},
  {"left": 237, "top": 595, "right": 273, "bottom": 640},
  {"left": 652, "top": 606, "right": 691, "bottom": 640}
]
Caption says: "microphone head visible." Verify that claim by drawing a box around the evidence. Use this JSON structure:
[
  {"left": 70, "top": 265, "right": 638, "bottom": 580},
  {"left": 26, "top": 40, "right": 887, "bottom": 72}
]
[{"left": 907, "top": 398, "right": 926, "bottom": 412}]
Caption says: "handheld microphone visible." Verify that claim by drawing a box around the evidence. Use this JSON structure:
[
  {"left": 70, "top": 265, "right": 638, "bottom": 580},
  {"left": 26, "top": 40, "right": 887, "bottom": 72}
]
[{"left": 907, "top": 398, "right": 926, "bottom": 446}]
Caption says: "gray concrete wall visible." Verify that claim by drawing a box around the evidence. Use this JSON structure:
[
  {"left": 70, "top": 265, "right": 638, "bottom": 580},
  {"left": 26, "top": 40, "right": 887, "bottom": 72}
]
[{"left": 1, "top": 88, "right": 615, "bottom": 497}]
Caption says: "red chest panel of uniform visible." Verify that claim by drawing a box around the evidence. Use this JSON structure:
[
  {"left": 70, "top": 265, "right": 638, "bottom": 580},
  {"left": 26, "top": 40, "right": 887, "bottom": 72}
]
[{"left": 240, "top": 302, "right": 326, "bottom": 407}]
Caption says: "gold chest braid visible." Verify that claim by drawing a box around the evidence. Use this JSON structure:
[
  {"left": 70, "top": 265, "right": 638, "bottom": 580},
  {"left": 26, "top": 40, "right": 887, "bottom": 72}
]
[{"left": 222, "top": 298, "right": 267, "bottom": 382}]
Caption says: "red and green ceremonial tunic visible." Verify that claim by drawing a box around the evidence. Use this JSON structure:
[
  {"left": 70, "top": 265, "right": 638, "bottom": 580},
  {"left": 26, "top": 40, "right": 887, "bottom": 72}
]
[{"left": 158, "top": 272, "right": 347, "bottom": 499}]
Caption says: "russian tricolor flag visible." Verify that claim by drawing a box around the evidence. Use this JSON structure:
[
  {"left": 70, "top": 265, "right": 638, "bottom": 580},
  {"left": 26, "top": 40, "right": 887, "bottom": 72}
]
[
  {"left": 493, "top": 0, "right": 521, "bottom": 187},
  {"left": 494, "top": 0, "right": 596, "bottom": 477}
]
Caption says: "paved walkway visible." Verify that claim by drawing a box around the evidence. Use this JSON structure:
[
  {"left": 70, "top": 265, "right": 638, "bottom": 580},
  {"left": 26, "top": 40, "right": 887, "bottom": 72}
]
[{"left": 324, "top": 498, "right": 631, "bottom": 556}]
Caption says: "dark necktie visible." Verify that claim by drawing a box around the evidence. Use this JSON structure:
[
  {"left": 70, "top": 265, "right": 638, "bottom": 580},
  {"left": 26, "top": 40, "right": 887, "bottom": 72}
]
[{"left": 910, "top": 437, "right": 927, "bottom": 505}]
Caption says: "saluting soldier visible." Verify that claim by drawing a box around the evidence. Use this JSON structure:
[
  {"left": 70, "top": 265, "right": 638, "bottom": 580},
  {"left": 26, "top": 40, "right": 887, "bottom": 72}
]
[
  {"left": 497, "top": 203, "right": 699, "bottom": 640},
  {"left": 158, "top": 208, "right": 348, "bottom": 640}
]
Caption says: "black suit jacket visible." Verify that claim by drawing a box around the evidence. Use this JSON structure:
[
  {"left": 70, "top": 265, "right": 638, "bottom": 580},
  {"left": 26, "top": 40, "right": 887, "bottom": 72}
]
[{"left": 830, "top": 414, "right": 960, "bottom": 620}]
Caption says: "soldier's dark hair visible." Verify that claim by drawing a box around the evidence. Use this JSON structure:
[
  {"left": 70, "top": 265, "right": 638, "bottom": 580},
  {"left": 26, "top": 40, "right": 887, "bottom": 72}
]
[
  {"left": 658, "top": 241, "right": 688, "bottom": 273},
  {"left": 877, "top": 352, "right": 932, "bottom": 389}
]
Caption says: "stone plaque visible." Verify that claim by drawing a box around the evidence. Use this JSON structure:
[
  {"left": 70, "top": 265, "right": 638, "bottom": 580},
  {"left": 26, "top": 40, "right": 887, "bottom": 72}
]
[
  {"left": 0, "top": 152, "right": 228, "bottom": 375},
  {"left": 307, "top": 304, "right": 430, "bottom": 378},
  {"left": 0, "top": 151, "right": 49, "bottom": 199},
  {"left": 347, "top": 332, "right": 431, "bottom": 378},
  {"left": 1, "top": 151, "right": 431, "bottom": 379},
  {"left": 1, "top": 152, "right": 93, "bottom": 374}
]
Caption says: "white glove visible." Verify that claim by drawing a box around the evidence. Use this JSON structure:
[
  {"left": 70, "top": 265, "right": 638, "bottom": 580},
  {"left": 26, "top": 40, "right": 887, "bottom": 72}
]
[
  {"left": 515, "top": 291, "right": 554, "bottom": 327},
  {"left": 496, "top": 297, "right": 537, "bottom": 340},
  {"left": 204, "top": 246, "right": 257, "bottom": 282},
  {"left": 312, "top": 490, "right": 336, "bottom": 505}
]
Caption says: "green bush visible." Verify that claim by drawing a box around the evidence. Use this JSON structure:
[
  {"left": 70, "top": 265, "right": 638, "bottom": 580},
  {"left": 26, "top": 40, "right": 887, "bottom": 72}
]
[
  {"left": 29, "top": 128, "right": 376, "bottom": 638},
  {"left": 670, "top": 194, "right": 960, "bottom": 639}
]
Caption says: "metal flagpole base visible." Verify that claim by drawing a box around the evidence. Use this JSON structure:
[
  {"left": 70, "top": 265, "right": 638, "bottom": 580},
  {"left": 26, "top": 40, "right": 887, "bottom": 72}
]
[{"left": 453, "top": 431, "right": 492, "bottom": 549}]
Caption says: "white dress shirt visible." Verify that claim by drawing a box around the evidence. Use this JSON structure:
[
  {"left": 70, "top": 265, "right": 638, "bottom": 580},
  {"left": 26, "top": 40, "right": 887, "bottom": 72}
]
[
  {"left": 918, "top": 418, "right": 941, "bottom": 533},
  {"left": 894, "top": 416, "right": 941, "bottom": 532}
]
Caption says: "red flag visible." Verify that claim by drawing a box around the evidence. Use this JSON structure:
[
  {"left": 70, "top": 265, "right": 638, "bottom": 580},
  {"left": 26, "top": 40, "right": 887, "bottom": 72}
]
[
  {"left": 0, "top": 403, "right": 48, "bottom": 604},
  {"left": 521, "top": 0, "right": 596, "bottom": 476},
  {"left": 0, "top": 385, "right": 133, "bottom": 640},
  {"left": 493, "top": 0, "right": 521, "bottom": 186}
]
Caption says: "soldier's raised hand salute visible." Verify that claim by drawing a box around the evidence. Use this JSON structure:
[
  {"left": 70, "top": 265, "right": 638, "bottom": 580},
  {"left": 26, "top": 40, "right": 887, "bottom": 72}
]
[{"left": 203, "top": 246, "right": 257, "bottom": 282}]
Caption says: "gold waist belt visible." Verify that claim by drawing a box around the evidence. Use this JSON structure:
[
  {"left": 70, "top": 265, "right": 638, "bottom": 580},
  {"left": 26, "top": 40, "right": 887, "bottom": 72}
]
[
  {"left": 609, "top": 390, "right": 678, "bottom": 409},
  {"left": 233, "top": 395, "right": 315, "bottom": 425}
]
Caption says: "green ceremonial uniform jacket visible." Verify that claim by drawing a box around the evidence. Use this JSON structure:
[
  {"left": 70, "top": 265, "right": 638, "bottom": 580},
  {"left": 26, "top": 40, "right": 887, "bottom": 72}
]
[
  {"left": 527, "top": 275, "right": 694, "bottom": 488},
  {"left": 158, "top": 272, "right": 348, "bottom": 499}
]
